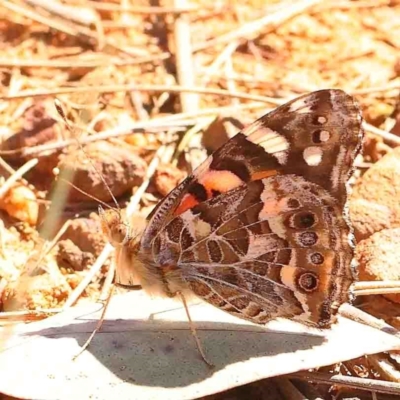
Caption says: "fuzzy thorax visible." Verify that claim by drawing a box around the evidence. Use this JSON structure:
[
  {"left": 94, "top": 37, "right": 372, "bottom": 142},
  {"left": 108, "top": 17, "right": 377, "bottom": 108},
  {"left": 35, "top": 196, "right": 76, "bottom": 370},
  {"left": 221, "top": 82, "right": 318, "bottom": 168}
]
[
  {"left": 115, "top": 247, "right": 190, "bottom": 299},
  {"left": 100, "top": 207, "right": 191, "bottom": 299}
]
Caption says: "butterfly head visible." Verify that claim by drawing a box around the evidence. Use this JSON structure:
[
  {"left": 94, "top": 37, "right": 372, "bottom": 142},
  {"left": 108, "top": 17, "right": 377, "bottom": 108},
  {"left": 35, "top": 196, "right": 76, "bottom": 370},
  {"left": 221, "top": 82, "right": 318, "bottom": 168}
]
[
  {"left": 98, "top": 206, "right": 130, "bottom": 247},
  {"left": 99, "top": 206, "right": 148, "bottom": 250}
]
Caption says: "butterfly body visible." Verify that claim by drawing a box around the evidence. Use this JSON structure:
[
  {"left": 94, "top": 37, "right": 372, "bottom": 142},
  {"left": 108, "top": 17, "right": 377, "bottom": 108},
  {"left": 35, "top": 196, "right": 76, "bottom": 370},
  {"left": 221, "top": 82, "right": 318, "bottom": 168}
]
[{"left": 102, "top": 89, "right": 363, "bottom": 329}]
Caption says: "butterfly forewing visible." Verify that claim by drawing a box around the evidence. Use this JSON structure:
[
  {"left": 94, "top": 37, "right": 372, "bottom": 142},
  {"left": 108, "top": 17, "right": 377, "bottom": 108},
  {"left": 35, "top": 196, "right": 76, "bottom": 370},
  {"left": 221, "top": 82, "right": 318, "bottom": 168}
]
[{"left": 142, "top": 89, "right": 363, "bottom": 250}]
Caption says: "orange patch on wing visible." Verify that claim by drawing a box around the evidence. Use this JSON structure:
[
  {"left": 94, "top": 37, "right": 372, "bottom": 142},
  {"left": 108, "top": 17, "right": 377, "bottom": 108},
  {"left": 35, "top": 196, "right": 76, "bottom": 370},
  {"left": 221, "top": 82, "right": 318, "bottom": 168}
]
[
  {"left": 174, "top": 170, "right": 244, "bottom": 216},
  {"left": 251, "top": 170, "right": 279, "bottom": 181},
  {"left": 199, "top": 170, "right": 243, "bottom": 195},
  {"left": 260, "top": 199, "right": 286, "bottom": 218},
  {"left": 279, "top": 265, "right": 297, "bottom": 289},
  {"left": 174, "top": 193, "right": 199, "bottom": 216}
]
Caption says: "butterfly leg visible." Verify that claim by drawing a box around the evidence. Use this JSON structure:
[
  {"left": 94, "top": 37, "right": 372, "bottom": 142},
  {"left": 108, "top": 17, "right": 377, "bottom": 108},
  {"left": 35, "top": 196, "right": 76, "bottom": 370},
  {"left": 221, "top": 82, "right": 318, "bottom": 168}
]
[
  {"left": 73, "top": 265, "right": 116, "bottom": 360},
  {"left": 177, "top": 291, "right": 214, "bottom": 368}
]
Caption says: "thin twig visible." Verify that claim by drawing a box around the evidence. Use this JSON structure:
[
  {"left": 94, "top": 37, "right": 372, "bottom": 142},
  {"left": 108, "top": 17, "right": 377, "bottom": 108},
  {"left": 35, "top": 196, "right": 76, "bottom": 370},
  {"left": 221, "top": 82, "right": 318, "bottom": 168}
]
[
  {"left": 83, "top": 1, "right": 199, "bottom": 14},
  {"left": 98, "top": 262, "right": 116, "bottom": 302},
  {"left": 0, "top": 158, "right": 38, "bottom": 199},
  {"left": 196, "top": 72, "right": 400, "bottom": 99},
  {"left": 1, "top": 0, "right": 85, "bottom": 42},
  {"left": 274, "top": 377, "right": 309, "bottom": 400},
  {"left": 172, "top": 117, "right": 216, "bottom": 166},
  {"left": 0, "top": 102, "right": 270, "bottom": 158},
  {"left": 0, "top": 157, "right": 18, "bottom": 177},
  {"left": 26, "top": 0, "right": 107, "bottom": 50},
  {"left": 224, "top": 54, "right": 240, "bottom": 106},
  {"left": 352, "top": 83, "right": 400, "bottom": 95},
  {"left": 367, "top": 353, "right": 400, "bottom": 383},
  {"left": 63, "top": 243, "right": 114, "bottom": 308},
  {"left": 25, "top": 0, "right": 99, "bottom": 27},
  {"left": 0, "top": 121, "right": 192, "bottom": 158},
  {"left": 23, "top": 220, "right": 72, "bottom": 278},
  {"left": 0, "top": 54, "right": 170, "bottom": 69},
  {"left": 364, "top": 122, "right": 400, "bottom": 146},
  {"left": 0, "top": 157, "right": 32, "bottom": 188},
  {"left": 136, "top": 101, "right": 269, "bottom": 122},
  {"left": 290, "top": 371, "right": 400, "bottom": 396},
  {"left": 173, "top": 0, "right": 199, "bottom": 113},
  {"left": 339, "top": 303, "right": 399, "bottom": 337},
  {"left": 313, "top": 0, "right": 392, "bottom": 11},
  {"left": 356, "top": 289, "right": 400, "bottom": 296},
  {"left": 201, "top": 41, "right": 240, "bottom": 86},
  {"left": 0, "top": 83, "right": 284, "bottom": 105},
  {"left": 354, "top": 281, "right": 400, "bottom": 291},
  {"left": 126, "top": 146, "right": 164, "bottom": 217}
]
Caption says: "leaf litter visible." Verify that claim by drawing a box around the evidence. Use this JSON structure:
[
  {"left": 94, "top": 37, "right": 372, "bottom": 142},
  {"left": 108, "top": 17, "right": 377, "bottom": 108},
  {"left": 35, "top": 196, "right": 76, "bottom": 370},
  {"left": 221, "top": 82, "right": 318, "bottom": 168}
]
[{"left": 0, "top": 0, "right": 400, "bottom": 399}]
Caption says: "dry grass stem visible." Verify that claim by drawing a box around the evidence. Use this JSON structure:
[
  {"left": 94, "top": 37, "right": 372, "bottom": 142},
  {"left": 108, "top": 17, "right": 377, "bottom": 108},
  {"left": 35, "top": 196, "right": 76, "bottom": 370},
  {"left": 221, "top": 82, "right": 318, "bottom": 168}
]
[
  {"left": 0, "top": 158, "right": 38, "bottom": 199},
  {"left": 364, "top": 122, "right": 400, "bottom": 146},
  {"left": 368, "top": 354, "right": 400, "bottom": 382},
  {"left": 290, "top": 371, "right": 400, "bottom": 396},
  {"left": 339, "top": 303, "right": 400, "bottom": 337},
  {"left": 25, "top": 0, "right": 99, "bottom": 27},
  {"left": 0, "top": 83, "right": 284, "bottom": 104},
  {"left": 173, "top": 0, "right": 199, "bottom": 113},
  {"left": 83, "top": 1, "right": 199, "bottom": 14},
  {"left": 63, "top": 243, "right": 114, "bottom": 309},
  {"left": 0, "top": 54, "right": 170, "bottom": 69}
]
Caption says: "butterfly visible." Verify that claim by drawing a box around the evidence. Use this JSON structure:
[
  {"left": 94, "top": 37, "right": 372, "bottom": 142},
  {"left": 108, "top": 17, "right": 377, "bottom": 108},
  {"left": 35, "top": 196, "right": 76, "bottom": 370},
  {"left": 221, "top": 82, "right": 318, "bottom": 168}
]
[{"left": 100, "top": 89, "right": 364, "bottom": 332}]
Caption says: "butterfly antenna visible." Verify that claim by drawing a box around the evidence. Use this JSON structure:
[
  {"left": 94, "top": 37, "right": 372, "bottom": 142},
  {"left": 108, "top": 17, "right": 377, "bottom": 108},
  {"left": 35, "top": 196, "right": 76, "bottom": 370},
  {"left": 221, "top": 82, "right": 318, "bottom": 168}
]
[
  {"left": 53, "top": 171, "right": 114, "bottom": 211},
  {"left": 54, "top": 98, "right": 120, "bottom": 212}
]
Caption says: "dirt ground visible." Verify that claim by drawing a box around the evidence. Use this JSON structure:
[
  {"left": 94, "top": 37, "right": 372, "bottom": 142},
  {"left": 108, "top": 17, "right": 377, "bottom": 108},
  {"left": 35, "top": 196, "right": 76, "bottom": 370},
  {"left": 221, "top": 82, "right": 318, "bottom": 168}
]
[{"left": 1, "top": 0, "right": 400, "bottom": 399}]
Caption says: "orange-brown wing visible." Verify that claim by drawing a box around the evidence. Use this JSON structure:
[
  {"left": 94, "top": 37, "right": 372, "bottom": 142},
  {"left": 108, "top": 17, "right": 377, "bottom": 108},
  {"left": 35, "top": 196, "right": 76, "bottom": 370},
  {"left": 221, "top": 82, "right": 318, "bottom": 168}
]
[
  {"left": 142, "top": 89, "right": 363, "bottom": 250},
  {"left": 152, "top": 175, "right": 354, "bottom": 328}
]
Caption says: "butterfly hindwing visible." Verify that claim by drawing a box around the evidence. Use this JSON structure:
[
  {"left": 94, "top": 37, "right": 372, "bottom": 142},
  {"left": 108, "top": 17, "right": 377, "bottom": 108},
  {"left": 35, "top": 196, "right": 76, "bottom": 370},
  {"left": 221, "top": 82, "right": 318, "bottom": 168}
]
[{"left": 152, "top": 174, "right": 353, "bottom": 327}]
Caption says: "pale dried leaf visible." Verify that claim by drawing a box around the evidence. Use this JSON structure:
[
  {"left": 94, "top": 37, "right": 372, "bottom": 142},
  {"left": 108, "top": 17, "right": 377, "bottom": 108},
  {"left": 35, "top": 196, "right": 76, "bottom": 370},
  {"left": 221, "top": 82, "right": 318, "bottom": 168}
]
[{"left": 1, "top": 291, "right": 400, "bottom": 400}]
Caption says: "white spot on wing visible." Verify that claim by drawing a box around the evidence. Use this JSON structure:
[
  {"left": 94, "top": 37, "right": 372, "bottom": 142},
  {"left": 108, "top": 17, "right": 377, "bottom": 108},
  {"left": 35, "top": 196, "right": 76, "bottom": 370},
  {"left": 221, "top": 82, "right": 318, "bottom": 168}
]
[
  {"left": 303, "top": 146, "right": 323, "bottom": 166},
  {"left": 273, "top": 150, "right": 288, "bottom": 165},
  {"left": 182, "top": 213, "right": 213, "bottom": 240},
  {"left": 194, "top": 219, "right": 211, "bottom": 239},
  {"left": 243, "top": 120, "right": 263, "bottom": 137},
  {"left": 319, "top": 130, "right": 330, "bottom": 142},
  {"left": 247, "top": 126, "right": 290, "bottom": 154},
  {"left": 288, "top": 100, "right": 312, "bottom": 114}
]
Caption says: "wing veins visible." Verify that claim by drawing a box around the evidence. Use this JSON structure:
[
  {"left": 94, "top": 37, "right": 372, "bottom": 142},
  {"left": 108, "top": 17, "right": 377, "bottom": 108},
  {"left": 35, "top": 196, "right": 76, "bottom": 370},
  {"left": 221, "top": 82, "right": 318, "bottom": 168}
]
[
  {"left": 188, "top": 271, "right": 280, "bottom": 308},
  {"left": 183, "top": 262, "right": 289, "bottom": 290},
  {"left": 180, "top": 200, "right": 264, "bottom": 254},
  {"left": 187, "top": 276, "right": 249, "bottom": 315}
]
